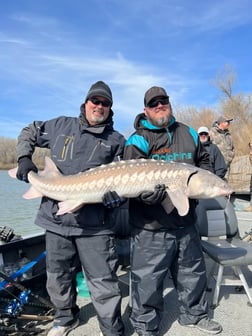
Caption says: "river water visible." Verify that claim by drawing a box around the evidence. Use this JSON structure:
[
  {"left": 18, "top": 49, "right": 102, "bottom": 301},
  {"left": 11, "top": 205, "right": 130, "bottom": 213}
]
[{"left": 0, "top": 170, "right": 43, "bottom": 236}]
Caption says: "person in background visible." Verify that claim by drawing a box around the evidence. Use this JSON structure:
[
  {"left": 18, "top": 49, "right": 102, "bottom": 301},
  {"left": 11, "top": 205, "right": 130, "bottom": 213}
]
[
  {"left": 244, "top": 141, "right": 252, "bottom": 211},
  {"left": 197, "top": 126, "right": 227, "bottom": 179},
  {"left": 123, "top": 86, "right": 222, "bottom": 336},
  {"left": 209, "top": 116, "right": 235, "bottom": 178},
  {"left": 15, "top": 81, "right": 126, "bottom": 336}
]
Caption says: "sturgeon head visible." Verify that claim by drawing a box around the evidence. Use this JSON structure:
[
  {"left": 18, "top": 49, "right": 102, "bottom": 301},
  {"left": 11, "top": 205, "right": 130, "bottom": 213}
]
[
  {"left": 186, "top": 167, "right": 233, "bottom": 199},
  {"left": 160, "top": 163, "right": 233, "bottom": 216}
]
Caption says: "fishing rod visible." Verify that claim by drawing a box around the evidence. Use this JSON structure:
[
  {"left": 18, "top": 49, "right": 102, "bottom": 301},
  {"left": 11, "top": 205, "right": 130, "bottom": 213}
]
[
  {"left": 0, "top": 251, "right": 53, "bottom": 308},
  {"left": 0, "top": 323, "right": 45, "bottom": 334},
  {"left": 0, "top": 294, "right": 51, "bottom": 310},
  {"left": 0, "top": 287, "right": 54, "bottom": 321},
  {"left": 0, "top": 310, "right": 53, "bottom": 321},
  {"left": 3, "top": 290, "right": 53, "bottom": 316},
  {"left": 0, "top": 255, "right": 53, "bottom": 309},
  {"left": 0, "top": 270, "right": 53, "bottom": 309},
  {"left": 0, "top": 251, "right": 46, "bottom": 289}
]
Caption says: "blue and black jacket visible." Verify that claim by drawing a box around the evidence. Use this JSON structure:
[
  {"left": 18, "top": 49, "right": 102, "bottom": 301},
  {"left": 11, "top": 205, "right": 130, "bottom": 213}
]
[{"left": 123, "top": 113, "right": 211, "bottom": 230}]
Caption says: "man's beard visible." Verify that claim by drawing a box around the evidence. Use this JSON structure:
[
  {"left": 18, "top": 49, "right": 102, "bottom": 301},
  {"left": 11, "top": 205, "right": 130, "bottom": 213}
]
[
  {"left": 90, "top": 114, "right": 106, "bottom": 124},
  {"left": 148, "top": 114, "right": 170, "bottom": 128}
]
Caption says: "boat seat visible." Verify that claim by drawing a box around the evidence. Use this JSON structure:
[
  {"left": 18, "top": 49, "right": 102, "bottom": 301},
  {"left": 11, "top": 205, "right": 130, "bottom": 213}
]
[{"left": 196, "top": 196, "right": 252, "bottom": 308}]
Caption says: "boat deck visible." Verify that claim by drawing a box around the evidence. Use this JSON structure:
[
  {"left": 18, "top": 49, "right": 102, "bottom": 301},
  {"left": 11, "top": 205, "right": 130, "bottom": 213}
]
[
  {"left": 45, "top": 208, "right": 252, "bottom": 336},
  {"left": 1, "top": 201, "right": 251, "bottom": 336}
]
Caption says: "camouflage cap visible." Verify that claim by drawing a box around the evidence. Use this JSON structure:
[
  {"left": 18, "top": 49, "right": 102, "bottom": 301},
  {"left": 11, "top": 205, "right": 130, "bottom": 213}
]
[{"left": 217, "top": 116, "right": 233, "bottom": 124}]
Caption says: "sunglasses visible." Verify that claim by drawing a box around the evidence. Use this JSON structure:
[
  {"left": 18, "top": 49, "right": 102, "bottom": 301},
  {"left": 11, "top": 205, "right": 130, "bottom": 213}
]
[
  {"left": 89, "top": 97, "right": 111, "bottom": 107},
  {"left": 147, "top": 97, "right": 169, "bottom": 108},
  {"left": 199, "top": 132, "right": 209, "bottom": 136}
]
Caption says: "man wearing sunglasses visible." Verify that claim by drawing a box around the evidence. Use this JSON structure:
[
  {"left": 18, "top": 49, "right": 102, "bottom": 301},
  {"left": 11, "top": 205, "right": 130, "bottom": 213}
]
[
  {"left": 198, "top": 126, "right": 227, "bottom": 179},
  {"left": 15, "top": 81, "right": 126, "bottom": 336},
  {"left": 123, "top": 86, "right": 222, "bottom": 336}
]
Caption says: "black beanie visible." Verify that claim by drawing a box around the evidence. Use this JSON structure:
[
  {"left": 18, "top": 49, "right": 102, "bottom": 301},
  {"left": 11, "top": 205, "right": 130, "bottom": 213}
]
[{"left": 85, "top": 81, "right": 113, "bottom": 105}]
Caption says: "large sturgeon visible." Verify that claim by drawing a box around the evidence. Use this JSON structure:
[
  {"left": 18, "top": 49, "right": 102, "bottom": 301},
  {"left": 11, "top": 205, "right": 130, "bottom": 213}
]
[{"left": 8, "top": 157, "right": 233, "bottom": 216}]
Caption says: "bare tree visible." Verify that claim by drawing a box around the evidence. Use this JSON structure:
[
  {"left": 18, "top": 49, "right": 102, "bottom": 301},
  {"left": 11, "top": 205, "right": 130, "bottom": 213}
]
[
  {"left": 212, "top": 64, "right": 236, "bottom": 99},
  {"left": 211, "top": 65, "right": 252, "bottom": 155}
]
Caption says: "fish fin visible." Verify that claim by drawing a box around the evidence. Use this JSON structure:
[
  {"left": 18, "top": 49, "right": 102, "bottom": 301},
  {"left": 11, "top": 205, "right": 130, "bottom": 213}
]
[
  {"left": 8, "top": 167, "right": 18, "bottom": 178},
  {"left": 56, "top": 201, "right": 85, "bottom": 216},
  {"left": 23, "top": 186, "right": 43, "bottom": 199},
  {"left": 40, "top": 157, "right": 62, "bottom": 178},
  {"left": 8, "top": 157, "right": 60, "bottom": 179},
  {"left": 165, "top": 189, "right": 189, "bottom": 216}
]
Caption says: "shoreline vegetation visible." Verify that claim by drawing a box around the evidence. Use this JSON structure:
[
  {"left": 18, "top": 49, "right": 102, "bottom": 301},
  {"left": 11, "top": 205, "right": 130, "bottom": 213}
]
[{"left": 0, "top": 138, "right": 49, "bottom": 170}]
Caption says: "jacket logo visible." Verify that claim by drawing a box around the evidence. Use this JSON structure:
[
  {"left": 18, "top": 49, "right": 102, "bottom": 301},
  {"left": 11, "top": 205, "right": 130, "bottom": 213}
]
[{"left": 151, "top": 152, "right": 193, "bottom": 161}]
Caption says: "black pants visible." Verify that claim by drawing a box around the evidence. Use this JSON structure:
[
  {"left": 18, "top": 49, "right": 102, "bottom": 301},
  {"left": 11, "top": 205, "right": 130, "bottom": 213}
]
[
  {"left": 46, "top": 231, "right": 124, "bottom": 335},
  {"left": 130, "top": 225, "right": 208, "bottom": 334}
]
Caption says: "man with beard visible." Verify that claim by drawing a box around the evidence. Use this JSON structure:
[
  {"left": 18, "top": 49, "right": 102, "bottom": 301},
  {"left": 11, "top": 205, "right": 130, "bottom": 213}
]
[
  {"left": 123, "top": 86, "right": 222, "bottom": 336},
  {"left": 15, "top": 81, "right": 126, "bottom": 336}
]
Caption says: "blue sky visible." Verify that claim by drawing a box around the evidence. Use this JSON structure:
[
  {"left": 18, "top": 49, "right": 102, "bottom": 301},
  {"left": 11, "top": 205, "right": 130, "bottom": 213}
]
[{"left": 1, "top": 0, "right": 252, "bottom": 139}]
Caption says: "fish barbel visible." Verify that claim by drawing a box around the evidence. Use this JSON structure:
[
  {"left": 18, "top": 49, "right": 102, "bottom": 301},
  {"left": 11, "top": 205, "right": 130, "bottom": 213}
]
[{"left": 8, "top": 157, "right": 233, "bottom": 216}]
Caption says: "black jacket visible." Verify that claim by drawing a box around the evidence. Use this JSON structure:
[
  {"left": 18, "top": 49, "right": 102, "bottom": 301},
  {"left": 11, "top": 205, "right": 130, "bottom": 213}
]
[
  {"left": 16, "top": 109, "right": 125, "bottom": 235},
  {"left": 123, "top": 113, "right": 211, "bottom": 231},
  {"left": 201, "top": 139, "right": 227, "bottom": 178}
]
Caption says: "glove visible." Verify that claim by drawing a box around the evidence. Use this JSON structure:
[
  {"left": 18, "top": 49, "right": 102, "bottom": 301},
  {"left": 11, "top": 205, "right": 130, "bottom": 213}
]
[
  {"left": 139, "top": 184, "right": 167, "bottom": 205},
  {"left": 102, "top": 191, "right": 127, "bottom": 209},
  {"left": 16, "top": 156, "right": 38, "bottom": 183}
]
